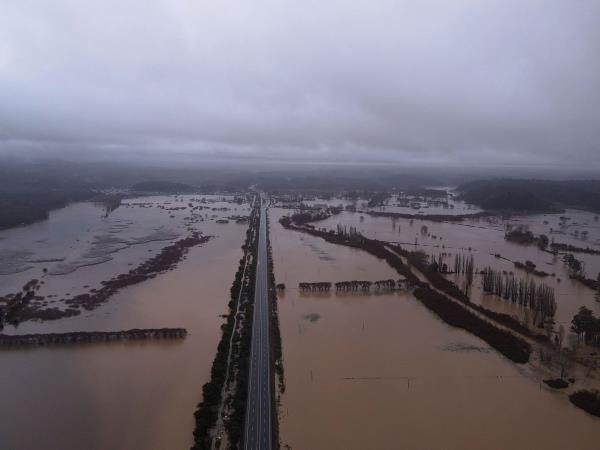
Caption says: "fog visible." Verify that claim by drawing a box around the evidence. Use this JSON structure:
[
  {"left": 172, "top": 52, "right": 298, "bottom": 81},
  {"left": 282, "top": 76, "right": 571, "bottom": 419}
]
[{"left": 1, "top": 1, "right": 599, "bottom": 169}]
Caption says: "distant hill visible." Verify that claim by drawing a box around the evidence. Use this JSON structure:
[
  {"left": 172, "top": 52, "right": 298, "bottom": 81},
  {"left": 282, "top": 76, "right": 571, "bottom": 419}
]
[
  {"left": 0, "top": 162, "right": 97, "bottom": 230},
  {"left": 131, "top": 180, "right": 196, "bottom": 193},
  {"left": 0, "top": 189, "right": 94, "bottom": 230},
  {"left": 458, "top": 179, "right": 600, "bottom": 213}
]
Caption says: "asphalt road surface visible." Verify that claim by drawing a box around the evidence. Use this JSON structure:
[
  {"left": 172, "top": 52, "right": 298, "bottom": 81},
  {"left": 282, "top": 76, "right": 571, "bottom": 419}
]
[{"left": 244, "top": 200, "right": 272, "bottom": 450}]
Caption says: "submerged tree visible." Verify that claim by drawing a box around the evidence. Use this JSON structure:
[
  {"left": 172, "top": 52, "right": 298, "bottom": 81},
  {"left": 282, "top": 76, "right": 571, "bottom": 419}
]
[
  {"left": 563, "top": 253, "right": 586, "bottom": 278},
  {"left": 482, "top": 267, "right": 556, "bottom": 326},
  {"left": 538, "top": 234, "right": 549, "bottom": 250},
  {"left": 463, "top": 255, "right": 475, "bottom": 295},
  {"left": 571, "top": 306, "right": 600, "bottom": 346}
]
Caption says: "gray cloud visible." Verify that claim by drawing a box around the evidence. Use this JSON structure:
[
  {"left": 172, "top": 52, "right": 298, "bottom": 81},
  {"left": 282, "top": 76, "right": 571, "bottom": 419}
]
[{"left": 1, "top": 0, "right": 599, "bottom": 168}]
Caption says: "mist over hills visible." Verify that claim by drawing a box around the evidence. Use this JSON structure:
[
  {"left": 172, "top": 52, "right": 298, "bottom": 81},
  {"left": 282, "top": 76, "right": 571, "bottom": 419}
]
[{"left": 1, "top": 158, "right": 598, "bottom": 230}]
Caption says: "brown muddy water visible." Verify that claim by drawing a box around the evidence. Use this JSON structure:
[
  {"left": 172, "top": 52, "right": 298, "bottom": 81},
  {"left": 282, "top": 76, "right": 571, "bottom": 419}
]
[
  {"left": 0, "top": 196, "right": 247, "bottom": 450},
  {"left": 313, "top": 209, "right": 600, "bottom": 328},
  {"left": 270, "top": 207, "right": 600, "bottom": 450}
]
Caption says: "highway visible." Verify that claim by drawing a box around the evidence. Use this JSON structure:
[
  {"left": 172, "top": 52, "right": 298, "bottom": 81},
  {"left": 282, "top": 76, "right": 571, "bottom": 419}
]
[{"left": 244, "top": 199, "right": 272, "bottom": 450}]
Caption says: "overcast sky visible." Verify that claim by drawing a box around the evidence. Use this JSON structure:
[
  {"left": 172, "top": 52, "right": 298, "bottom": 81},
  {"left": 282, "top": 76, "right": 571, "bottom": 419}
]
[{"left": 1, "top": 0, "right": 599, "bottom": 168}]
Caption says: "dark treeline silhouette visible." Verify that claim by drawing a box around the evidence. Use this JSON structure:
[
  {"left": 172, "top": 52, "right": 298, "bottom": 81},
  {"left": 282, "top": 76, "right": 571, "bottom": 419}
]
[
  {"left": 426, "top": 252, "right": 473, "bottom": 277},
  {"left": 336, "top": 223, "right": 362, "bottom": 240},
  {"left": 387, "top": 244, "right": 471, "bottom": 303},
  {"left": 373, "top": 279, "right": 398, "bottom": 290},
  {"left": 454, "top": 253, "right": 474, "bottom": 275},
  {"left": 289, "top": 210, "right": 330, "bottom": 225},
  {"left": 0, "top": 279, "right": 46, "bottom": 329},
  {"left": 0, "top": 328, "right": 186, "bottom": 348},
  {"left": 299, "top": 282, "right": 332, "bottom": 292},
  {"left": 543, "top": 378, "right": 569, "bottom": 389},
  {"left": 367, "top": 192, "right": 391, "bottom": 207},
  {"left": 505, "top": 227, "right": 600, "bottom": 261},
  {"left": 551, "top": 242, "right": 600, "bottom": 256},
  {"left": 505, "top": 227, "right": 550, "bottom": 250},
  {"left": 413, "top": 287, "right": 531, "bottom": 363},
  {"left": 430, "top": 252, "right": 475, "bottom": 294},
  {"left": 513, "top": 260, "right": 551, "bottom": 277},
  {"left": 300, "top": 279, "right": 409, "bottom": 293},
  {"left": 571, "top": 307, "right": 600, "bottom": 347},
  {"left": 569, "top": 390, "right": 600, "bottom": 418},
  {"left": 561, "top": 254, "right": 600, "bottom": 292},
  {"left": 336, "top": 280, "right": 373, "bottom": 291},
  {"left": 481, "top": 267, "right": 556, "bottom": 326},
  {"left": 366, "top": 210, "right": 491, "bottom": 222},
  {"left": 378, "top": 243, "right": 544, "bottom": 341},
  {"left": 563, "top": 253, "right": 585, "bottom": 277},
  {"left": 299, "top": 279, "right": 411, "bottom": 293}
]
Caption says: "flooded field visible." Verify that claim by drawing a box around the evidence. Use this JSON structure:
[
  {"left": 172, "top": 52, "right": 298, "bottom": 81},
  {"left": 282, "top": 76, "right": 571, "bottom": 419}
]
[
  {"left": 313, "top": 208, "right": 600, "bottom": 327},
  {"left": 281, "top": 191, "right": 482, "bottom": 216},
  {"left": 0, "top": 196, "right": 248, "bottom": 450},
  {"left": 270, "top": 206, "right": 600, "bottom": 450},
  {"left": 2, "top": 192, "right": 599, "bottom": 450}
]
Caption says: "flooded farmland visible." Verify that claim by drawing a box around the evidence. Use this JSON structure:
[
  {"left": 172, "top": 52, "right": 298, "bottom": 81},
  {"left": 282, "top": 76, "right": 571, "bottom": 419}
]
[
  {"left": 270, "top": 206, "right": 600, "bottom": 450},
  {"left": 0, "top": 195, "right": 248, "bottom": 450},
  {"left": 2, "top": 191, "right": 600, "bottom": 450},
  {"left": 314, "top": 208, "right": 600, "bottom": 326},
  {"left": 3, "top": 2, "right": 600, "bottom": 447}
]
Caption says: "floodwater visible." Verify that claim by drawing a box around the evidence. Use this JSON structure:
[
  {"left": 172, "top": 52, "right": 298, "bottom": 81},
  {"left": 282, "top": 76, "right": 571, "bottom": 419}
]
[
  {"left": 270, "top": 207, "right": 600, "bottom": 450},
  {"left": 0, "top": 195, "right": 247, "bottom": 450},
  {"left": 290, "top": 191, "right": 482, "bottom": 216},
  {"left": 313, "top": 209, "right": 600, "bottom": 327}
]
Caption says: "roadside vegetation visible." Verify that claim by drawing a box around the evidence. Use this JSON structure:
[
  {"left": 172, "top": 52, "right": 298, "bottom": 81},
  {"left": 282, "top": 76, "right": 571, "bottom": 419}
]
[
  {"left": 191, "top": 198, "right": 259, "bottom": 450},
  {"left": 266, "top": 210, "right": 283, "bottom": 448}
]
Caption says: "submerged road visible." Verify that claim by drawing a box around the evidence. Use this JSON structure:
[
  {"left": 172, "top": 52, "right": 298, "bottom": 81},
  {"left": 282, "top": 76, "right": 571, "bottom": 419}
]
[{"left": 244, "top": 199, "right": 272, "bottom": 450}]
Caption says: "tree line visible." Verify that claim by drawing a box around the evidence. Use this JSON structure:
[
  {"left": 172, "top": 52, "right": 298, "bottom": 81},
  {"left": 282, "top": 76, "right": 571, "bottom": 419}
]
[
  {"left": 482, "top": 267, "right": 556, "bottom": 325},
  {"left": 299, "top": 279, "right": 409, "bottom": 293},
  {"left": 299, "top": 282, "right": 332, "bottom": 292},
  {"left": 429, "top": 252, "right": 475, "bottom": 295},
  {"left": 192, "top": 198, "right": 260, "bottom": 449}
]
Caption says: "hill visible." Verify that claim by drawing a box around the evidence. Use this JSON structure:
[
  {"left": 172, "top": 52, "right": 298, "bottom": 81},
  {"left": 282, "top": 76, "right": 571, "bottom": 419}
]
[{"left": 459, "top": 179, "right": 600, "bottom": 213}]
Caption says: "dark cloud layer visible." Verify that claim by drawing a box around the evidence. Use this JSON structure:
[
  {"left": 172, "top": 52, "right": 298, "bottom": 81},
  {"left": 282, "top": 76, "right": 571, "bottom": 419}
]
[{"left": 1, "top": 1, "right": 599, "bottom": 168}]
